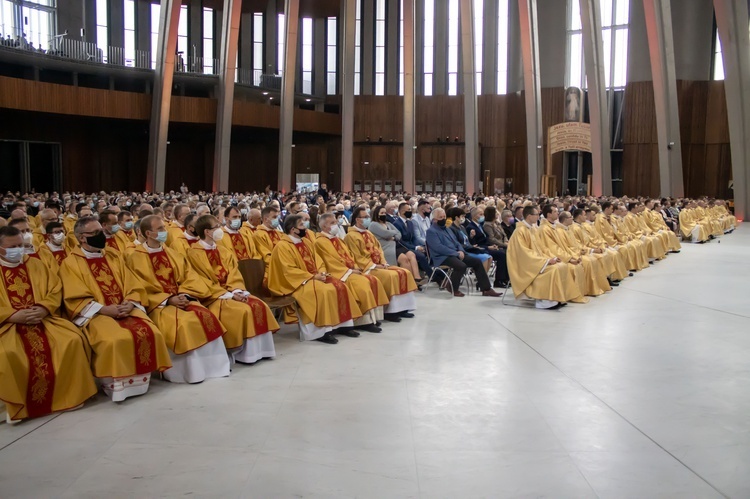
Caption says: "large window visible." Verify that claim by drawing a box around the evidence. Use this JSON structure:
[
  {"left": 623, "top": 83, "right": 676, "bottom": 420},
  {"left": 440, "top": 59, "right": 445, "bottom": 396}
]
[
  {"left": 474, "top": 0, "right": 483, "bottom": 95},
  {"left": 497, "top": 0, "right": 509, "bottom": 94},
  {"left": 354, "top": 0, "right": 362, "bottom": 95},
  {"left": 447, "top": 0, "right": 459, "bottom": 95},
  {"left": 150, "top": 3, "right": 160, "bottom": 68},
  {"left": 301, "top": 17, "right": 313, "bottom": 94},
  {"left": 203, "top": 7, "right": 214, "bottom": 74},
  {"left": 327, "top": 16, "right": 337, "bottom": 95},
  {"left": 95, "top": 0, "right": 108, "bottom": 52},
  {"left": 712, "top": 29, "right": 724, "bottom": 81},
  {"left": 177, "top": 5, "right": 188, "bottom": 70},
  {"left": 375, "top": 0, "right": 386, "bottom": 95},
  {"left": 566, "top": 0, "right": 629, "bottom": 89},
  {"left": 253, "top": 12, "right": 263, "bottom": 81},
  {"left": 124, "top": 0, "right": 135, "bottom": 65},
  {"left": 277, "top": 13, "right": 284, "bottom": 75},
  {"left": 1, "top": 0, "right": 56, "bottom": 50},
  {"left": 423, "top": 0, "right": 434, "bottom": 95}
]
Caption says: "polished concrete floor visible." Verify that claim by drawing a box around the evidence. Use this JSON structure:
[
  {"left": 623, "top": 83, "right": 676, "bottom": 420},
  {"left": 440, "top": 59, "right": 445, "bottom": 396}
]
[{"left": 1, "top": 227, "right": 748, "bottom": 498}]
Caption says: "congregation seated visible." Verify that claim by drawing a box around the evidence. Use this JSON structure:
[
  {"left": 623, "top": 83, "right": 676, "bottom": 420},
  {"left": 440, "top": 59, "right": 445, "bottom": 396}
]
[
  {"left": 392, "top": 201, "right": 433, "bottom": 278},
  {"left": 254, "top": 205, "right": 283, "bottom": 271},
  {"left": 38, "top": 220, "right": 69, "bottom": 267},
  {"left": 425, "top": 208, "right": 501, "bottom": 298},
  {"left": 368, "top": 204, "right": 424, "bottom": 285},
  {"left": 457, "top": 207, "right": 510, "bottom": 288},
  {"left": 219, "top": 206, "right": 258, "bottom": 262}
]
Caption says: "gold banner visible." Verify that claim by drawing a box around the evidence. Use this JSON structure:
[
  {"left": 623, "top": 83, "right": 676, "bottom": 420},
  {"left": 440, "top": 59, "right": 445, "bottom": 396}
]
[{"left": 548, "top": 122, "right": 592, "bottom": 154}]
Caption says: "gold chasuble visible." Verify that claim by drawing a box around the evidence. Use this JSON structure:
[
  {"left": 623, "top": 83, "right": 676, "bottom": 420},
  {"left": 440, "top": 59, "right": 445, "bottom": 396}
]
[
  {"left": 186, "top": 242, "right": 279, "bottom": 350},
  {"left": 218, "top": 227, "right": 258, "bottom": 261},
  {"left": 127, "top": 245, "right": 226, "bottom": 355},
  {"left": 315, "top": 232, "right": 389, "bottom": 315},
  {"left": 506, "top": 222, "right": 583, "bottom": 303},
  {"left": 537, "top": 219, "right": 588, "bottom": 301},
  {"left": 170, "top": 232, "right": 199, "bottom": 257},
  {"left": 556, "top": 224, "right": 611, "bottom": 295},
  {"left": 39, "top": 241, "right": 68, "bottom": 269},
  {"left": 0, "top": 256, "right": 97, "bottom": 421},
  {"left": 594, "top": 213, "right": 645, "bottom": 271},
  {"left": 344, "top": 228, "right": 418, "bottom": 298},
  {"left": 254, "top": 225, "right": 284, "bottom": 269},
  {"left": 573, "top": 222, "right": 628, "bottom": 281},
  {"left": 268, "top": 235, "right": 361, "bottom": 327},
  {"left": 679, "top": 209, "right": 710, "bottom": 242},
  {"left": 59, "top": 248, "right": 171, "bottom": 394}
]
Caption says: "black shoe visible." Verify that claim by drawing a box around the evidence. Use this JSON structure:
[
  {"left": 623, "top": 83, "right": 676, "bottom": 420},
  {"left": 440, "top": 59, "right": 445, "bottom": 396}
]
[
  {"left": 494, "top": 281, "right": 509, "bottom": 288},
  {"left": 384, "top": 313, "right": 402, "bottom": 323},
  {"left": 375, "top": 321, "right": 382, "bottom": 327},
  {"left": 333, "top": 327, "right": 360, "bottom": 337},
  {"left": 628, "top": 272, "right": 634, "bottom": 277},
  {"left": 356, "top": 324, "right": 382, "bottom": 333},
  {"left": 608, "top": 279, "right": 620, "bottom": 287},
  {"left": 399, "top": 311, "right": 415, "bottom": 318},
  {"left": 316, "top": 333, "right": 338, "bottom": 344},
  {"left": 550, "top": 302, "right": 568, "bottom": 310}
]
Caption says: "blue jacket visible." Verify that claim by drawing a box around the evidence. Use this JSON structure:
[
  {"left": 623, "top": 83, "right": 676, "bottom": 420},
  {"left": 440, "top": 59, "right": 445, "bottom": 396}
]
[
  {"left": 393, "top": 217, "right": 418, "bottom": 251},
  {"left": 464, "top": 219, "right": 490, "bottom": 247},
  {"left": 426, "top": 224, "right": 462, "bottom": 266}
]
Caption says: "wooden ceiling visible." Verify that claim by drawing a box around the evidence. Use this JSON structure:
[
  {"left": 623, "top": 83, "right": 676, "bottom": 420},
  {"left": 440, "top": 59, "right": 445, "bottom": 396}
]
[{"left": 194, "top": 0, "right": 341, "bottom": 18}]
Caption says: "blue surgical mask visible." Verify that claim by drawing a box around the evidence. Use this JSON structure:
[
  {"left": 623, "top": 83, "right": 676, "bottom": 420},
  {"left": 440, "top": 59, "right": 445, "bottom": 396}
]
[
  {"left": 110, "top": 224, "right": 121, "bottom": 234},
  {"left": 303, "top": 221, "right": 310, "bottom": 229},
  {"left": 230, "top": 219, "right": 242, "bottom": 230},
  {"left": 123, "top": 221, "right": 134, "bottom": 230},
  {"left": 155, "top": 231, "right": 168, "bottom": 243},
  {"left": 478, "top": 216, "right": 485, "bottom": 224},
  {"left": 2, "top": 247, "right": 25, "bottom": 263},
  {"left": 270, "top": 217, "right": 280, "bottom": 228},
  {"left": 362, "top": 218, "right": 372, "bottom": 228}
]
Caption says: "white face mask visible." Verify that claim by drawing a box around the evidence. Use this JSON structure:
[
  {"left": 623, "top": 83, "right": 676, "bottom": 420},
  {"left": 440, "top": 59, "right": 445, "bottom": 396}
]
[
  {"left": 1, "top": 247, "right": 25, "bottom": 263},
  {"left": 22, "top": 232, "right": 33, "bottom": 245},
  {"left": 329, "top": 225, "right": 340, "bottom": 237},
  {"left": 51, "top": 233, "right": 65, "bottom": 245},
  {"left": 212, "top": 228, "right": 224, "bottom": 241}
]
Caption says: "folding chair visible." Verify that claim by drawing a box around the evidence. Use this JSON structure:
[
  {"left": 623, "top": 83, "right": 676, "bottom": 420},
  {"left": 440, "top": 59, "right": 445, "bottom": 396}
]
[
  {"left": 237, "top": 259, "right": 304, "bottom": 340},
  {"left": 424, "top": 243, "right": 454, "bottom": 297}
]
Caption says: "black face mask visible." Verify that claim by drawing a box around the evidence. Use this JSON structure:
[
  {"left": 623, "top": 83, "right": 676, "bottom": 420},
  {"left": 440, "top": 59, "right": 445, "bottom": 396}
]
[
  {"left": 86, "top": 232, "right": 107, "bottom": 249},
  {"left": 297, "top": 228, "right": 307, "bottom": 239},
  {"left": 437, "top": 219, "right": 447, "bottom": 227},
  {"left": 404, "top": 211, "right": 413, "bottom": 219},
  {"left": 378, "top": 215, "right": 387, "bottom": 222}
]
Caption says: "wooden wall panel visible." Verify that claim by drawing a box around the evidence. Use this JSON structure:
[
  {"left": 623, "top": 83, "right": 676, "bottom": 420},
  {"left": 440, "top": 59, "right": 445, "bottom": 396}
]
[
  {"left": 541, "top": 87, "right": 565, "bottom": 193},
  {"left": 353, "top": 95, "right": 404, "bottom": 141},
  {"left": 621, "top": 81, "right": 660, "bottom": 197}
]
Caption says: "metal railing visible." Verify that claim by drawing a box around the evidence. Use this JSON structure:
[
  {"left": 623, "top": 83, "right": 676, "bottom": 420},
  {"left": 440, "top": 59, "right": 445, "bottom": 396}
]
[{"left": 175, "top": 55, "right": 219, "bottom": 75}]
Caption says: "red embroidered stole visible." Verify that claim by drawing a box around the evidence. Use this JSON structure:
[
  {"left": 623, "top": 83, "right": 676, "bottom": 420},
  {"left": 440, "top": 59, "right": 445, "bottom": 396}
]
[
  {"left": 147, "top": 250, "right": 223, "bottom": 342},
  {"left": 1, "top": 264, "right": 55, "bottom": 417},
  {"left": 105, "top": 237, "right": 119, "bottom": 251},
  {"left": 294, "top": 242, "right": 352, "bottom": 324},
  {"left": 267, "top": 229, "right": 281, "bottom": 245},
  {"left": 329, "top": 237, "right": 379, "bottom": 302},
  {"left": 228, "top": 232, "right": 251, "bottom": 261},
  {"left": 52, "top": 249, "right": 67, "bottom": 266},
  {"left": 206, "top": 249, "right": 228, "bottom": 287},
  {"left": 27, "top": 252, "right": 40, "bottom": 260},
  {"left": 361, "top": 231, "right": 382, "bottom": 264},
  {"left": 84, "top": 256, "right": 158, "bottom": 373}
]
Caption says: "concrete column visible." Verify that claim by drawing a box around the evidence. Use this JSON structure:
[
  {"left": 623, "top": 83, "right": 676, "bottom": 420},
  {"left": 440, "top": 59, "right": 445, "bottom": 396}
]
[
  {"left": 213, "top": 0, "right": 242, "bottom": 193},
  {"left": 362, "top": 0, "right": 375, "bottom": 95},
  {"left": 482, "top": 0, "right": 498, "bottom": 95},
  {"left": 579, "top": 0, "right": 612, "bottom": 196},
  {"left": 386, "top": 0, "right": 400, "bottom": 95},
  {"left": 642, "top": 0, "right": 684, "bottom": 198},
  {"left": 110, "top": 0, "right": 125, "bottom": 49},
  {"left": 191, "top": 0, "right": 203, "bottom": 60},
  {"left": 146, "top": 0, "right": 182, "bottom": 193},
  {"left": 238, "top": 12, "right": 252, "bottom": 69},
  {"left": 341, "top": 0, "right": 357, "bottom": 192},
  {"left": 315, "top": 18, "right": 327, "bottom": 97},
  {"left": 403, "top": 0, "right": 416, "bottom": 192},
  {"left": 507, "top": 0, "right": 524, "bottom": 94},
  {"left": 460, "top": 0, "right": 478, "bottom": 193},
  {"left": 517, "top": 0, "right": 542, "bottom": 195},
  {"left": 714, "top": 0, "right": 750, "bottom": 221},
  {"left": 278, "top": 0, "right": 299, "bottom": 192},
  {"left": 434, "top": 0, "right": 447, "bottom": 95},
  {"left": 265, "top": 0, "right": 278, "bottom": 74},
  {"left": 136, "top": 0, "right": 150, "bottom": 53}
]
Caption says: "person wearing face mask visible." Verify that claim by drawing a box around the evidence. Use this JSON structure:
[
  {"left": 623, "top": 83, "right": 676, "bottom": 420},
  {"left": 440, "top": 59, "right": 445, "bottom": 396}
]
[
  {"left": 425, "top": 208, "right": 502, "bottom": 298},
  {"left": 392, "top": 201, "right": 433, "bottom": 279},
  {"left": 115, "top": 211, "right": 136, "bottom": 246},
  {"left": 500, "top": 209, "right": 516, "bottom": 240},
  {"left": 369, "top": 205, "right": 425, "bottom": 286},
  {"left": 0, "top": 225, "right": 98, "bottom": 423},
  {"left": 412, "top": 199, "right": 433, "bottom": 248},
  {"left": 59, "top": 216, "right": 172, "bottom": 402},
  {"left": 126, "top": 215, "right": 230, "bottom": 383},
  {"left": 186, "top": 215, "right": 279, "bottom": 363},
  {"left": 314, "top": 213, "right": 388, "bottom": 333},
  {"left": 169, "top": 213, "right": 199, "bottom": 256},
  {"left": 344, "top": 206, "right": 418, "bottom": 322},
  {"left": 32, "top": 208, "right": 60, "bottom": 250},
  {"left": 218, "top": 206, "right": 258, "bottom": 262},
  {"left": 98, "top": 210, "right": 127, "bottom": 254},
  {"left": 253, "top": 206, "right": 283, "bottom": 273},
  {"left": 267, "top": 215, "right": 361, "bottom": 344},
  {"left": 166, "top": 204, "right": 192, "bottom": 248},
  {"left": 38, "top": 221, "right": 69, "bottom": 268},
  {"left": 297, "top": 212, "right": 317, "bottom": 243},
  {"left": 7, "top": 218, "right": 58, "bottom": 271}
]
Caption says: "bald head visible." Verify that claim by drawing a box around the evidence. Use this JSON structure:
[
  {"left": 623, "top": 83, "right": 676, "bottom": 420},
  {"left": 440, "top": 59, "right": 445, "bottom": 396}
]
[{"left": 10, "top": 209, "right": 27, "bottom": 221}]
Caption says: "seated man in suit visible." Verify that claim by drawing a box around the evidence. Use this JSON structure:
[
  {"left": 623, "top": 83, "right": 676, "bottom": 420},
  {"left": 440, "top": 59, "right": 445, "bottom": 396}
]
[
  {"left": 392, "top": 202, "right": 432, "bottom": 278},
  {"left": 425, "top": 209, "right": 501, "bottom": 298},
  {"left": 457, "top": 208, "right": 509, "bottom": 288}
]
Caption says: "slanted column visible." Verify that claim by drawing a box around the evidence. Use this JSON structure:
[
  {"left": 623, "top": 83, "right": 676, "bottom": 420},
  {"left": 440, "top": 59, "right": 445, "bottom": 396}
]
[
  {"left": 403, "top": 0, "right": 416, "bottom": 193},
  {"left": 212, "top": 0, "right": 242, "bottom": 193},
  {"left": 459, "top": 0, "right": 478, "bottom": 194},
  {"left": 517, "top": 0, "right": 542, "bottom": 195},
  {"left": 146, "top": 0, "right": 182, "bottom": 192},
  {"left": 341, "top": 0, "right": 357, "bottom": 192},
  {"left": 714, "top": 0, "right": 750, "bottom": 221},
  {"left": 579, "top": 0, "right": 612, "bottom": 196},
  {"left": 277, "top": 0, "right": 299, "bottom": 192}
]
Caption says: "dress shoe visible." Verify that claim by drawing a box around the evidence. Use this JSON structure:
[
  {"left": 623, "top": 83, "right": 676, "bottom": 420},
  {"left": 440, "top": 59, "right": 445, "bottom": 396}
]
[
  {"left": 494, "top": 281, "right": 509, "bottom": 288},
  {"left": 315, "top": 333, "right": 338, "bottom": 344},
  {"left": 550, "top": 302, "right": 568, "bottom": 310},
  {"left": 453, "top": 290, "right": 466, "bottom": 297},
  {"left": 384, "top": 313, "right": 402, "bottom": 322},
  {"left": 375, "top": 321, "right": 382, "bottom": 327},
  {"left": 399, "top": 311, "right": 415, "bottom": 318},
  {"left": 481, "top": 288, "right": 502, "bottom": 297},
  {"left": 356, "top": 324, "right": 382, "bottom": 333},
  {"left": 335, "top": 328, "right": 360, "bottom": 337}
]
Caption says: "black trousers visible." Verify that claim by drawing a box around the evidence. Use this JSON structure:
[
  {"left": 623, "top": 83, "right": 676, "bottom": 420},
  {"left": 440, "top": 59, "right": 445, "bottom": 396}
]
[
  {"left": 442, "top": 254, "right": 491, "bottom": 292},
  {"left": 483, "top": 248, "right": 509, "bottom": 284}
]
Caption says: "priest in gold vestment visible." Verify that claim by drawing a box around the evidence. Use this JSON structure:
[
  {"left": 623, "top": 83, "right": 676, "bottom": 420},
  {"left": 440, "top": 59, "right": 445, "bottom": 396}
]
[
  {"left": 537, "top": 206, "right": 590, "bottom": 300},
  {"left": 254, "top": 206, "right": 284, "bottom": 271},
  {"left": 345, "top": 206, "right": 418, "bottom": 321},
  {"left": 507, "top": 207, "right": 583, "bottom": 309},
  {"left": 0, "top": 226, "right": 97, "bottom": 422},
  {"left": 267, "top": 215, "right": 361, "bottom": 344},
  {"left": 186, "top": 215, "right": 279, "bottom": 364},
  {"left": 218, "top": 206, "right": 258, "bottom": 262},
  {"left": 127, "top": 216, "right": 230, "bottom": 383},
  {"left": 59, "top": 217, "right": 172, "bottom": 402}
]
